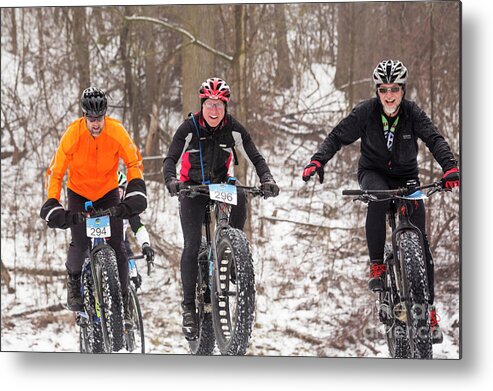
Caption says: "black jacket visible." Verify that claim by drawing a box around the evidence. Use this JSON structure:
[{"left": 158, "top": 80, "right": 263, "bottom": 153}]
[
  {"left": 163, "top": 112, "right": 273, "bottom": 185},
  {"left": 311, "top": 98, "right": 457, "bottom": 178}
]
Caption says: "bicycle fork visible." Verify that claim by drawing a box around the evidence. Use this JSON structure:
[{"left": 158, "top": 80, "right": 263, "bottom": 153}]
[{"left": 390, "top": 201, "right": 429, "bottom": 323}]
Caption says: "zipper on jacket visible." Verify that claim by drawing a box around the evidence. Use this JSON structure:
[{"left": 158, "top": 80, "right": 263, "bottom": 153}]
[{"left": 208, "top": 133, "right": 218, "bottom": 182}]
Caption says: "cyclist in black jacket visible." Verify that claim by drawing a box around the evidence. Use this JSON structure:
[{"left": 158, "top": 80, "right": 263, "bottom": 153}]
[
  {"left": 302, "top": 60, "right": 460, "bottom": 344},
  {"left": 163, "top": 77, "right": 279, "bottom": 339}
]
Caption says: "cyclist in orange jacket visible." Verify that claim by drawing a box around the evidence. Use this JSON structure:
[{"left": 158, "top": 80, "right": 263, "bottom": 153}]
[{"left": 40, "top": 87, "right": 147, "bottom": 319}]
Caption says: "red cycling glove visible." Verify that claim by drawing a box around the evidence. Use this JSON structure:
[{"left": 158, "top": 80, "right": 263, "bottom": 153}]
[
  {"left": 302, "top": 160, "right": 324, "bottom": 183},
  {"left": 441, "top": 167, "right": 460, "bottom": 189}
]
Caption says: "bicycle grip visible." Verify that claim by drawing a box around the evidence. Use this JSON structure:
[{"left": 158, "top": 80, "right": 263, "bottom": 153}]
[{"left": 342, "top": 189, "right": 363, "bottom": 196}]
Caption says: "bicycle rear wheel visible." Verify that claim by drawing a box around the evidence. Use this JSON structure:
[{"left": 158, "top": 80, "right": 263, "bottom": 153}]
[
  {"left": 93, "top": 246, "right": 125, "bottom": 353},
  {"left": 189, "top": 240, "right": 215, "bottom": 355},
  {"left": 398, "top": 230, "right": 432, "bottom": 359},
  {"left": 212, "top": 228, "right": 255, "bottom": 356},
  {"left": 125, "top": 285, "right": 145, "bottom": 353}
]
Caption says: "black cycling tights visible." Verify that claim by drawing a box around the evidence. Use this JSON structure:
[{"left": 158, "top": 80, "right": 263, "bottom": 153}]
[
  {"left": 358, "top": 170, "right": 435, "bottom": 303},
  {"left": 179, "top": 189, "right": 247, "bottom": 307}
]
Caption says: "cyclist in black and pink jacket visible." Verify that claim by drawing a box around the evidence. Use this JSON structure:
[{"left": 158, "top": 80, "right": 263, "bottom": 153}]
[{"left": 163, "top": 77, "right": 279, "bottom": 339}]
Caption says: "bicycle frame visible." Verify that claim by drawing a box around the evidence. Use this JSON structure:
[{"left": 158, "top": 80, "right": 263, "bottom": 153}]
[
  {"left": 199, "top": 195, "right": 235, "bottom": 297},
  {"left": 83, "top": 204, "right": 114, "bottom": 320}
]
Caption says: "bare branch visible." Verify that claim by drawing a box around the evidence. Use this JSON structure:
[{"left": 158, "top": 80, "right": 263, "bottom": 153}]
[{"left": 122, "top": 14, "right": 234, "bottom": 62}]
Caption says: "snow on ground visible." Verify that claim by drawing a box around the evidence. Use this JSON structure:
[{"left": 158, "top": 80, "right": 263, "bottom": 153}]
[
  {"left": 1, "top": 159, "right": 460, "bottom": 358},
  {"left": 1, "top": 58, "right": 459, "bottom": 358}
]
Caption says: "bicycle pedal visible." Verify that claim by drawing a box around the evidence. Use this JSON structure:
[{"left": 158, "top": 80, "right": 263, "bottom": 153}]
[
  {"left": 76, "top": 312, "right": 89, "bottom": 326},
  {"left": 77, "top": 311, "right": 89, "bottom": 319}
]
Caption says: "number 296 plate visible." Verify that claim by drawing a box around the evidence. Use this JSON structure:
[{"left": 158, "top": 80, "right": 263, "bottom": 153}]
[
  {"left": 86, "top": 216, "right": 111, "bottom": 238},
  {"left": 208, "top": 183, "right": 237, "bottom": 205}
]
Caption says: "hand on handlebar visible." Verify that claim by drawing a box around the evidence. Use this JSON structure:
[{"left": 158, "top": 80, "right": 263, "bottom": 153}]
[
  {"left": 260, "top": 176, "right": 280, "bottom": 198},
  {"left": 40, "top": 198, "right": 86, "bottom": 229},
  {"left": 142, "top": 243, "right": 155, "bottom": 263},
  {"left": 166, "top": 178, "right": 181, "bottom": 197},
  {"left": 142, "top": 243, "right": 155, "bottom": 275}
]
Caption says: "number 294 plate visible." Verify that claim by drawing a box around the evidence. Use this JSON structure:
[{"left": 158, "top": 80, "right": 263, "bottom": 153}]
[
  {"left": 86, "top": 216, "right": 111, "bottom": 238},
  {"left": 208, "top": 184, "right": 237, "bottom": 205}
]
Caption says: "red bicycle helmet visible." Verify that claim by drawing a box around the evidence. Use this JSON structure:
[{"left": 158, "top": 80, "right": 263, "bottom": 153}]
[{"left": 199, "top": 78, "right": 231, "bottom": 103}]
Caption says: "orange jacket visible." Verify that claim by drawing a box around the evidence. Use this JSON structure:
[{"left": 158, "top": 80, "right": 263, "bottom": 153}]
[{"left": 46, "top": 116, "right": 144, "bottom": 202}]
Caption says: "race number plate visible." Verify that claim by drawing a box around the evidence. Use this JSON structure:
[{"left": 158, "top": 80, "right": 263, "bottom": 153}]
[
  {"left": 86, "top": 216, "right": 111, "bottom": 238},
  {"left": 208, "top": 183, "right": 237, "bottom": 205}
]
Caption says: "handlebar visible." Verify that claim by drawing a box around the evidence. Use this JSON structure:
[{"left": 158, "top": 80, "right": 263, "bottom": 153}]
[
  {"left": 179, "top": 183, "right": 265, "bottom": 198},
  {"left": 342, "top": 180, "right": 450, "bottom": 202},
  {"left": 86, "top": 208, "right": 114, "bottom": 218}
]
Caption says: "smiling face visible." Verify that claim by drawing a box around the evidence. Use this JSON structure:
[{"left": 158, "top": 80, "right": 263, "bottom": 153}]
[
  {"left": 202, "top": 98, "right": 226, "bottom": 128},
  {"left": 85, "top": 115, "right": 105, "bottom": 137},
  {"left": 377, "top": 83, "right": 404, "bottom": 116}
]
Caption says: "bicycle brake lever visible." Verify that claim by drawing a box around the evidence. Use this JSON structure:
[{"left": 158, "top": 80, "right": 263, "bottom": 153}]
[
  {"left": 356, "top": 194, "right": 376, "bottom": 203},
  {"left": 147, "top": 261, "right": 154, "bottom": 276}
]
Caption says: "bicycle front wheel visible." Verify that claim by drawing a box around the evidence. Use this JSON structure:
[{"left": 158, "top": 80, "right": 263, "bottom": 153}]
[
  {"left": 212, "top": 228, "right": 255, "bottom": 356},
  {"left": 125, "top": 285, "right": 145, "bottom": 353},
  {"left": 82, "top": 266, "right": 104, "bottom": 353},
  {"left": 94, "top": 246, "right": 125, "bottom": 353},
  {"left": 398, "top": 230, "right": 432, "bottom": 359}
]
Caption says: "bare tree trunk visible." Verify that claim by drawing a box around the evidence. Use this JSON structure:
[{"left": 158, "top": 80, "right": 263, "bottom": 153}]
[
  {"left": 142, "top": 7, "right": 160, "bottom": 179},
  {"left": 274, "top": 4, "right": 293, "bottom": 89},
  {"left": 181, "top": 5, "right": 215, "bottom": 117},
  {"left": 426, "top": 3, "right": 435, "bottom": 236},
  {"left": 73, "top": 7, "right": 90, "bottom": 101},
  {"left": 347, "top": 4, "right": 355, "bottom": 112},
  {"left": 119, "top": 7, "right": 140, "bottom": 145},
  {"left": 9, "top": 9, "right": 18, "bottom": 55},
  {"left": 233, "top": 4, "right": 252, "bottom": 238},
  {"left": 144, "top": 103, "right": 161, "bottom": 179},
  {"left": 143, "top": 6, "right": 158, "bottom": 120},
  {"left": 233, "top": 4, "right": 248, "bottom": 186}
]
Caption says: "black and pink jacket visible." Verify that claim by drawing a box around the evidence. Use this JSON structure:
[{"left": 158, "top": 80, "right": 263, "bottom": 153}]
[{"left": 163, "top": 112, "right": 273, "bottom": 185}]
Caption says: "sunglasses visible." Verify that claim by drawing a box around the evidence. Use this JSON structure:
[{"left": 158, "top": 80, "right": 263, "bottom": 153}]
[
  {"left": 203, "top": 101, "right": 225, "bottom": 110},
  {"left": 85, "top": 115, "right": 105, "bottom": 122},
  {"left": 378, "top": 86, "right": 401, "bottom": 94}
]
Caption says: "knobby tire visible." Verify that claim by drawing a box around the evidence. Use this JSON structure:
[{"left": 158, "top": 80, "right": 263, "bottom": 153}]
[
  {"left": 212, "top": 228, "right": 255, "bottom": 356},
  {"left": 94, "top": 246, "right": 125, "bottom": 353},
  {"left": 82, "top": 263, "right": 104, "bottom": 353},
  {"left": 125, "top": 285, "right": 145, "bottom": 353},
  {"left": 398, "top": 231, "right": 433, "bottom": 359}
]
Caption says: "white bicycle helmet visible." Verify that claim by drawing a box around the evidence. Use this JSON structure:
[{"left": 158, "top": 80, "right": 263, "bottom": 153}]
[{"left": 373, "top": 60, "right": 408, "bottom": 86}]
